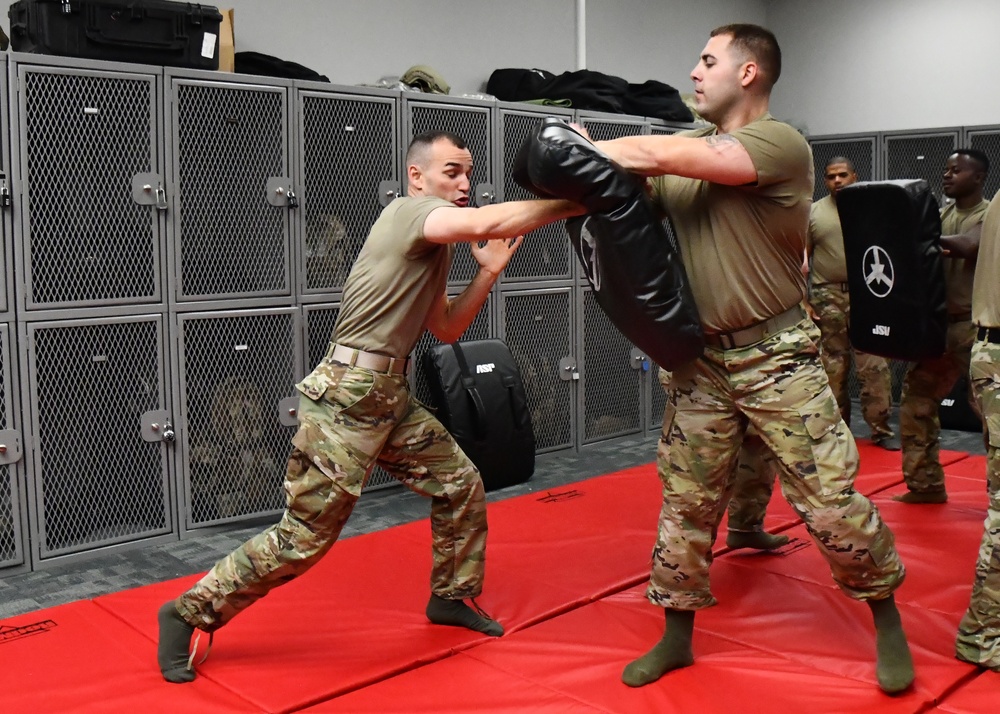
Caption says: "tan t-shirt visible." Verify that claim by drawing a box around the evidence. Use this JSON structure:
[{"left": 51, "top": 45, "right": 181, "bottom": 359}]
[
  {"left": 649, "top": 114, "right": 812, "bottom": 333},
  {"left": 940, "top": 199, "right": 989, "bottom": 316},
  {"left": 333, "top": 196, "right": 454, "bottom": 357},
  {"left": 808, "top": 194, "right": 848, "bottom": 284},
  {"left": 972, "top": 193, "right": 1000, "bottom": 328}
]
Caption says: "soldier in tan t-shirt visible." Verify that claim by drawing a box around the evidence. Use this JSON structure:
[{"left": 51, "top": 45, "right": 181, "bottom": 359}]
[
  {"left": 593, "top": 24, "right": 913, "bottom": 694},
  {"left": 896, "top": 149, "right": 990, "bottom": 503},
  {"left": 956, "top": 190, "right": 1000, "bottom": 672},
  {"left": 156, "top": 131, "right": 584, "bottom": 683},
  {"left": 807, "top": 157, "right": 897, "bottom": 450}
]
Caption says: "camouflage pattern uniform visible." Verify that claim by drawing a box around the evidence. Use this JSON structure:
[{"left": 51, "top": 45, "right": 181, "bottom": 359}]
[
  {"left": 650, "top": 317, "right": 905, "bottom": 609},
  {"left": 899, "top": 319, "right": 979, "bottom": 494},
  {"left": 177, "top": 350, "right": 488, "bottom": 632},
  {"left": 955, "top": 338, "right": 1000, "bottom": 669},
  {"left": 956, "top": 194, "right": 1000, "bottom": 669},
  {"left": 811, "top": 283, "right": 894, "bottom": 440},
  {"left": 658, "top": 367, "right": 777, "bottom": 535},
  {"left": 899, "top": 199, "right": 988, "bottom": 495}
]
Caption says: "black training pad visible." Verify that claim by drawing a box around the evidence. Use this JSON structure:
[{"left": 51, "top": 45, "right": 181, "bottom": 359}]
[
  {"left": 513, "top": 118, "right": 703, "bottom": 370},
  {"left": 838, "top": 179, "right": 946, "bottom": 360}
]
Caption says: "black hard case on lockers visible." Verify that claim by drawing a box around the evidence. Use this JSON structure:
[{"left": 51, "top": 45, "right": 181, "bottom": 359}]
[
  {"left": 422, "top": 340, "right": 536, "bottom": 492},
  {"left": 9, "top": 0, "right": 223, "bottom": 70}
]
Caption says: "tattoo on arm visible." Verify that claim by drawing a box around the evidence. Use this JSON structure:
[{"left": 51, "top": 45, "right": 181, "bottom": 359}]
[{"left": 704, "top": 134, "right": 742, "bottom": 150}]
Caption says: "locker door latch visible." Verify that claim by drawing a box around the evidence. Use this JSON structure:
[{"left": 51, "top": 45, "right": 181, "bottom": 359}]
[
  {"left": 0, "top": 172, "right": 11, "bottom": 209},
  {"left": 0, "top": 430, "right": 23, "bottom": 465},
  {"left": 132, "top": 173, "right": 168, "bottom": 211},
  {"left": 267, "top": 177, "right": 299, "bottom": 208},
  {"left": 475, "top": 183, "right": 495, "bottom": 207},
  {"left": 558, "top": 356, "right": 579, "bottom": 381},
  {"left": 278, "top": 396, "right": 299, "bottom": 427},
  {"left": 378, "top": 180, "right": 401, "bottom": 207},
  {"left": 629, "top": 347, "right": 650, "bottom": 371},
  {"left": 141, "top": 411, "right": 175, "bottom": 443}
]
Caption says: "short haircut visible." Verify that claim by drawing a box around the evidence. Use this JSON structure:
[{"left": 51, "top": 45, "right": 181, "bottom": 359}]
[
  {"left": 405, "top": 131, "right": 467, "bottom": 167},
  {"left": 825, "top": 156, "right": 857, "bottom": 173},
  {"left": 952, "top": 148, "right": 990, "bottom": 176},
  {"left": 710, "top": 23, "right": 782, "bottom": 89}
]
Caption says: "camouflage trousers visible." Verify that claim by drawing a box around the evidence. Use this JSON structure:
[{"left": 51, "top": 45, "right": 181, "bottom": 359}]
[
  {"left": 956, "top": 338, "right": 1000, "bottom": 670},
  {"left": 658, "top": 367, "right": 777, "bottom": 533},
  {"left": 649, "top": 317, "right": 905, "bottom": 609},
  {"left": 177, "top": 358, "right": 489, "bottom": 632},
  {"left": 811, "top": 284, "right": 894, "bottom": 440},
  {"left": 900, "top": 319, "right": 979, "bottom": 493}
]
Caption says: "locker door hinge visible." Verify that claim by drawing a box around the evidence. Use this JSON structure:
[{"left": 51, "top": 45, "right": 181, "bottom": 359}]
[{"left": 0, "top": 430, "right": 23, "bottom": 465}]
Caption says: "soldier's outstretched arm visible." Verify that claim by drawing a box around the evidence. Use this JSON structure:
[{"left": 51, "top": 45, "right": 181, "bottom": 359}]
[
  {"left": 422, "top": 199, "right": 583, "bottom": 244},
  {"left": 940, "top": 223, "right": 983, "bottom": 260},
  {"left": 596, "top": 133, "right": 757, "bottom": 186}
]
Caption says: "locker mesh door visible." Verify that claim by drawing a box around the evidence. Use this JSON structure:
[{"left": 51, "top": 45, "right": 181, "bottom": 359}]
[
  {"left": 173, "top": 82, "right": 290, "bottom": 300},
  {"left": 502, "top": 291, "right": 574, "bottom": 452},
  {"left": 406, "top": 103, "right": 491, "bottom": 285},
  {"left": 179, "top": 311, "right": 297, "bottom": 528},
  {"left": 809, "top": 137, "right": 877, "bottom": 201},
  {"left": 411, "top": 296, "right": 493, "bottom": 406},
  {"left": 884, "top": 132, "right": 958, "bottom": 204},
  {"left": 499, "top": 110, "right": 571, "bottom": 281},
  {"left": 28, "top": 318, "right": 169, "bottom": 558},
  {"left": 302, "top": 304, "right": 397, "bottom": 492},
  {"left": 577, "top": 117, "right": 647, "bottom": 141},
  {"left": 19, "top": 69, "right": 160, "bottom": 309},
  {"left": 0, "top": 325, "right": 22, "bottom": 568},
  {"left": 299, "top": 92, "right": 398, "bottom": 293},
  {"left": 582, "top": 290, "right": 642, "bottom": 442},
  {"left": 967, "top": 129, "right": 1000, "bottom": 204}
]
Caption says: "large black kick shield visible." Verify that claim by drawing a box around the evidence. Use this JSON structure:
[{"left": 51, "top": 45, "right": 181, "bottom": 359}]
[
  {"left": 837, "top": 179, "right": 946, "bottom": 360},
  {"left": 512, "top": 118, "right": 703, "bottom": 370}
]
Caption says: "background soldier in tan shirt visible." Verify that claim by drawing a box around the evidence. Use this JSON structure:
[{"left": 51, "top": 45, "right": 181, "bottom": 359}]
[
  {"left": 594, "top": 23, "right": 913, "bottom": 694},
  {"left": 807, "top": 157, "right": 898, "bottom": 450},
  {"left": 896, "top": 149, "right": 990, "bottom": 503},
  {"left": 955, "top": 190, "right": 1000, "bottom": 671}
]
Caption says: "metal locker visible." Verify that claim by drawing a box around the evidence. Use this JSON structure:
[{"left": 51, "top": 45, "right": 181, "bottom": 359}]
[
  {"left": 501, "top": 289, "right": 575, "bottom": 452},
  {"left": 296, "top": 87, "right": 400, "bottom": 297},
  {"left": 497, "top": 104, "right": 575, "bottom": 283},
  {"left": 403, "top": 96, "right": 494, "bottom": 286},
  {"left": 0, "top": 323, "right": 26, "bottom": 571},
  {"left": 808, "top": 134, "right": 878, "bottom": 201},
  {"left": 0, "top": 55, "right": 12, "bottom": 317},
  {"left": 174, "top": 308, "right": 299, "bottom": 530},
  {"left": 581, "top": 289, "right": 644, "bottom": 443},
  {"left": 23, "top": 316, "right": 172, "bottom": 562},
  {"left": 13, "top": 64, "right": 163, "bottom": 311},
  {"left": 964, "top": 126, "right": 1000, "bottom": 203},
  {"left": 167, "top": 74, "right": 293, "bottom": 303},
  {"left": 575, "top": 111, "right": 648, "bottom": 141},
  {"left": 883, "top": 129, "right": 960, "bottom": 204}
]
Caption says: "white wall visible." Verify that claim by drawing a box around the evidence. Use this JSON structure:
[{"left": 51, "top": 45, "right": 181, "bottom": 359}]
[
  {"left": 766, "top": 0, "right": 1000, "bottom": 136},
  {"left": 220, "top": 1, "right": 765, "bottom": 97},
  {"left": 587, "top": 0, "right": 767, "bottom": 100}
]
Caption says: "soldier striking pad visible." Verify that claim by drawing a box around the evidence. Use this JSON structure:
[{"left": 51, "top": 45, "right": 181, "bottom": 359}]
[
  {"left": 837, "top": 179, "right": 947, "bottom": 361},
  {"left": 513, "top": 118, "right": 703, "bottom": 370}
]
